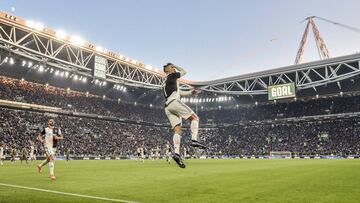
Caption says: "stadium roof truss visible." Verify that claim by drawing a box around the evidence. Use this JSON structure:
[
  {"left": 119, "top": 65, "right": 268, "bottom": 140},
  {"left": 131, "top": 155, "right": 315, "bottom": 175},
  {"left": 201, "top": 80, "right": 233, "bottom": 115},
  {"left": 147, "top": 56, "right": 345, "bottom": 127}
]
[
  {"left": 1, "top": 12, "right": 360, "bottom": 95},
  {"left": 192, "top": 53, "right": 360, "bottom": 95},
  {"left": 0, "top": 13, "right": 187, "bottom": 89}
]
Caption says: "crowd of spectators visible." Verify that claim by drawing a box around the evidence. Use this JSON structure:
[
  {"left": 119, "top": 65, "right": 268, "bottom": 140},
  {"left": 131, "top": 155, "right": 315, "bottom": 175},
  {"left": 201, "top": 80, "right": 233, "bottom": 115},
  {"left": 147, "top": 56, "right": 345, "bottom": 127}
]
[
  {"left": 0, "top": 75, "right": 360, "bottom": 157},
  {"left": 1, "top": 76, "right": 360, "bottom": 125},
  {"left": 1, "top": 107, "right": 359, "bottom": 157}
]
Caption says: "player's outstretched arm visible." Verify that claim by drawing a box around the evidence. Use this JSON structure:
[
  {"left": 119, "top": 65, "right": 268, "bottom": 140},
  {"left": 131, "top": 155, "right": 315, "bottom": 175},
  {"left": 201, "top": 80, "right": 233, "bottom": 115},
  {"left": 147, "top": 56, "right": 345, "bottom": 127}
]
[
  {"left": 180, "top": 88, "right": 198, "bottom": 96},
  {"left": 174, "top": 65, "right": 187, "bottom": 77}
]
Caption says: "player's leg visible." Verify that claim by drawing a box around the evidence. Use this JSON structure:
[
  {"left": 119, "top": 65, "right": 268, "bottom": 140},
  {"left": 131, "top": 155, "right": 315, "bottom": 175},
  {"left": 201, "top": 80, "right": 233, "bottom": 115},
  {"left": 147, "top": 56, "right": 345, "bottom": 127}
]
[
  {"left": 174, "top": 100, "right": 207, "bottom": 149},
  {"left": 49, "top": 154, "right": 56, "bottom": 180},
  {"left": 188, "top": 114, "right": 206, "bottom": 149},
  {"left": 166, "top": 105, "right": 186, "bottom": 168},
  {"left": 38, "top": 147, "right": 52, "bottom": 173}
]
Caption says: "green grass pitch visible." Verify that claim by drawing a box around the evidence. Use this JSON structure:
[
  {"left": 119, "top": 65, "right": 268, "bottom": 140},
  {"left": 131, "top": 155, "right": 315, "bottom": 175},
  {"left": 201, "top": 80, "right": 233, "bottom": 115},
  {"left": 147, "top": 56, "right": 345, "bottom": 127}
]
[{"left": 0, "top": 159, "right": 359, "bottom": 203}]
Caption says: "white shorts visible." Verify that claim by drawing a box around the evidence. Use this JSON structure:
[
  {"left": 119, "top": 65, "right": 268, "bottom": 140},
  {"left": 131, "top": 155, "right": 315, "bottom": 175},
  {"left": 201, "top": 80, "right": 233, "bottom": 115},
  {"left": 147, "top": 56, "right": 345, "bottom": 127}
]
[
  {"left": 165, "top": 99, "right": 195, "bottom": 128},
  {"left": 45, "top": 146, "right": 56, "bottom": 156}
]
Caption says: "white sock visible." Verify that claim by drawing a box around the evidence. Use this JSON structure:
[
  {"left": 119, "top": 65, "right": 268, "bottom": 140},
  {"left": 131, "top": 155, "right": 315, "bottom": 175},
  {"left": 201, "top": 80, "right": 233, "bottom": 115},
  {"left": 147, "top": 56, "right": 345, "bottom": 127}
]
[
  {"left": 40, "top": 159, "right": 49, "bottom": 167},
  {"left": 49, "top": 161, "right": 54, "bottom": 175},
  {"left": 0, "top": 160, "right": 3, "bottom": 165},
  {"left": 191, "top": 118, "right": 199, "bottom": 141},
  {"left": 173, "top": 133, "right": 181, "bottom": 154}
]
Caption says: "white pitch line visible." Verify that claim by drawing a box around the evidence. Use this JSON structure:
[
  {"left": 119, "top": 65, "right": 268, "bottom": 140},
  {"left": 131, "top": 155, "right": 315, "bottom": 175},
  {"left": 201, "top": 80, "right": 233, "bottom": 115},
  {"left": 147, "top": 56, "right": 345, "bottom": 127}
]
[{"left": 0, "top": 183, "right": 141, "bottom": 203}]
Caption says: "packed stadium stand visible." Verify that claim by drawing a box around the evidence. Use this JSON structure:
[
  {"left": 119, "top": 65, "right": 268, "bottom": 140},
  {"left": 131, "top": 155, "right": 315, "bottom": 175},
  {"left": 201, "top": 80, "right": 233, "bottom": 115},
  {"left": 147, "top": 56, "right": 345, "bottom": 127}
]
[{"left": 0, "top": 74, "right": 360, "bottom": 158}]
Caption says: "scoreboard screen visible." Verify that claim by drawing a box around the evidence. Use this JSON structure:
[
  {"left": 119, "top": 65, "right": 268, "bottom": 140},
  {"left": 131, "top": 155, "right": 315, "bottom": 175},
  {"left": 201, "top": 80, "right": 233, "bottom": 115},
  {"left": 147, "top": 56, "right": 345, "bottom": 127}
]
[
  {"left": 94, "top": 55, "right": 107, "bottom": 79},
  {"left": 268, "top": 83, "right": 296, "bottom": 100}
]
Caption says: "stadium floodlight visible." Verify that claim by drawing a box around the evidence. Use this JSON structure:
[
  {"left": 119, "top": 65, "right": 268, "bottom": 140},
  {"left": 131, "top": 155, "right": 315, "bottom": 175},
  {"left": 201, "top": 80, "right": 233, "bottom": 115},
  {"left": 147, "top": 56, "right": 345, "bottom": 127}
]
[
  {"left": 25, "top": 20, "right": 35, "bottom": 28},
  {"left": 145, "top": 65, "right": 153, "bottom": 70},
  {"left": 9, "top": 57, "right": 14, "bottom": 65},
  {"left": 73, "top": 75, "right": 78, "bottom": 80},
  {"left": 316, "top": 94, "right": 319, "bottom": 99},
  {"left": 39, "top": 65, "right": 44, "bottom": 72},
  {"left": 150, "top": 104, "right": 153, "bottom": 107},
  {"left": 294, "top": 97, "right": 297, "bottom": 101},
  {"left": 103, "top": 81, "right": 107, "bottom": 86},
  {"left": 96, "top": 46, "right": 104, "bottom": 53},
  {"left": 123, "top": 87, "right": 126, "bottom": 92},
  {"left": 255, "top": 101, "right": 258, "bottom": 105},
  {"left": 94, "top": 79, "right": 99, "bottom": 84},
  {"left": 103, "top": 95, "right": 106, "bottom": 99},
  {"left": 82, "top": 77, "right": 87, "bottom": 83},
  {"left": 22, "top": 60, "right": 26, "bottom": 66},
  {"left": 21, "top": 78, "right": 25, "bottom": 82},
  {"left": 28, "top": 62, "right": 33, "bottom": 68},
  {"left": 34, "top": 22, "right": 45, "bottom": 31},
  {"left": 55, "top": 70, "right": 60, "bottom": 75},
  {"left": 55, "top": 30, "right": 67, "bottom": 39},
  {"left": 67, "top": 87, "right": 70, "bottom": 91},
  {"left": 236, "top": 104, "right": 239, "bottom": 108},
  {"left": 134, "top": 102, "right": 137, "bottom": 105},
  {"left": 70, "top": 35, "right": 85, "bottom": 46},
  {"left": 340, "top": 91, "right": 343, "bottom": 96}
]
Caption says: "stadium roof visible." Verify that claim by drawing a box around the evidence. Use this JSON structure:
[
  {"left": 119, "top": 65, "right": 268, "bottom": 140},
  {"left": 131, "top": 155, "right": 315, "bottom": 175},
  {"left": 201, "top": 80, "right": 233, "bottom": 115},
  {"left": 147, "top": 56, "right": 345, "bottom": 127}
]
[{"left": 1, "top": 11, "right": 360, "bottom": 103}]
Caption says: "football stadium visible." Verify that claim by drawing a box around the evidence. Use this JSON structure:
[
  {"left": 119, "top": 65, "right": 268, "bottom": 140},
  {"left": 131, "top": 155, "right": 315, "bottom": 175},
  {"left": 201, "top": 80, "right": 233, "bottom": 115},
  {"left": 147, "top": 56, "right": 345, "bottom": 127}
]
[{"left": 1, "top": 1, "right": 360, "bottom": 203}]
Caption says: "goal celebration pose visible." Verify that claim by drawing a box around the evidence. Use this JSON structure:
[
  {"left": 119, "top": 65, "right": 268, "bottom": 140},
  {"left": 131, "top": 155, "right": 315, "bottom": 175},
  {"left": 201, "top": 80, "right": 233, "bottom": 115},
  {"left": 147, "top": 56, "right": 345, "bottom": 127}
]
[
  {"left": 37, "top": 119, "right": 64, "bottom": 180},
  {"left": 162, "top": 63, "right": 206, "bottom": 168}
]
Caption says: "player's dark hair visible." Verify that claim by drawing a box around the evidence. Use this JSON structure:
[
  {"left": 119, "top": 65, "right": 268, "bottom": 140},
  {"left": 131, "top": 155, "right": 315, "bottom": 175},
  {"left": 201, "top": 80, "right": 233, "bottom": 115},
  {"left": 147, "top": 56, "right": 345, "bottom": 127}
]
[{"left": 163, "top": 63, "right": 173, "bottom": 72}]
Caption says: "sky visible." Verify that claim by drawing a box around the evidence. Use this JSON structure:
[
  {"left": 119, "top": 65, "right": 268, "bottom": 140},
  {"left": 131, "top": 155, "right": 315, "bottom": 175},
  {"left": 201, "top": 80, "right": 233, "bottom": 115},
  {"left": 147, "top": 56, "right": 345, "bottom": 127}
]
[{"left": 1, "top": 0, "right": 360, "bottom": 81}]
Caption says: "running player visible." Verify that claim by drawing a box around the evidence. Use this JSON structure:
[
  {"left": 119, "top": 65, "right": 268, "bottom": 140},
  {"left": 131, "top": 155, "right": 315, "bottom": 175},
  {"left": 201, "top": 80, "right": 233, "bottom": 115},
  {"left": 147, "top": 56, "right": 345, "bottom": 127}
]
[
  {"left": 0, "top": 143, "right": 4, "bottom": 166},
  {"left": 37, "top": 119, "right": 64, "bottom": 180},
  {"left": 20, "top": 147, "right": 28, "bottom": 164},
  {"left": 162, "top": 63, "right": 206, "bottom": 168}
]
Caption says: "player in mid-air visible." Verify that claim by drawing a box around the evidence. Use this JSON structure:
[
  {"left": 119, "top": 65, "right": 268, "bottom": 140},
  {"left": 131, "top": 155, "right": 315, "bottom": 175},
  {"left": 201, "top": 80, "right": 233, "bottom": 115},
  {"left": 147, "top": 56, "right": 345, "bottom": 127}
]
[
  {"left": 162, "top": 63, "right": 206, "bottom": 168},
  {"left": 37, "top": 118, "right": 64, "bottom": 180}
]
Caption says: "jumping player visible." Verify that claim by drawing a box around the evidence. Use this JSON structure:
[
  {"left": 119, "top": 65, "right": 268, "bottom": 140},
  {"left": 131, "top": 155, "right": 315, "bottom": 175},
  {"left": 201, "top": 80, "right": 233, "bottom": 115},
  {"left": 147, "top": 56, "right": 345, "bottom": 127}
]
[
  {"left": 37, "top": 119, "right": 64, "bottom": 180},
  {"left": 162, "top": 63, "right": 206, "bottom": 168}
]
